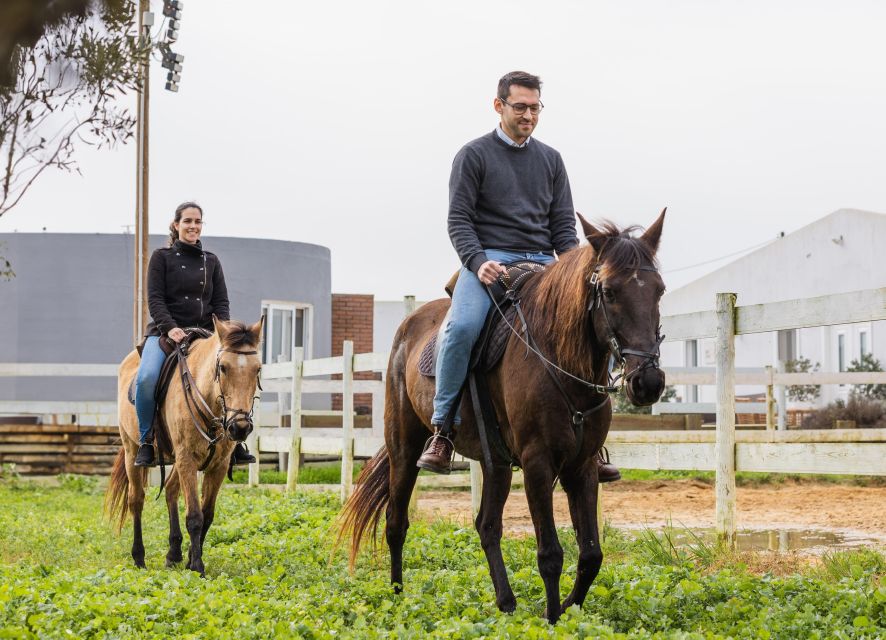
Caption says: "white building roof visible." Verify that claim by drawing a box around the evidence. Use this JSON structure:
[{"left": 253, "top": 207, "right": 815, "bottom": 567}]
[{"left": 661, "top": 208, "right": 886, "bottom": 315}]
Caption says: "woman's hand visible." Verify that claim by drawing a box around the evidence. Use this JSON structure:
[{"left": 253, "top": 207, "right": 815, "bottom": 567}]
[{"left": 168, "top": 328, "right": 187, "bottom": 343}]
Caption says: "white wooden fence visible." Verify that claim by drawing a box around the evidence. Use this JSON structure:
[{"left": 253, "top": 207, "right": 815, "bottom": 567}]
[{"left": 2, "top": 287, "right": 885, "bottom": 543}]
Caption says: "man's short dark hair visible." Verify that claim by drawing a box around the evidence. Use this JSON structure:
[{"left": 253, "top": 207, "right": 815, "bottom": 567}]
[{"left": 497, "top": 71, "right": 542, "bottom": 100}]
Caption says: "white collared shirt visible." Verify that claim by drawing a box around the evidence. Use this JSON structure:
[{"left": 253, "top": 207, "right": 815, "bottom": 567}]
[{"left": 496, "top": 124, "right": 530, "bottom": 148}]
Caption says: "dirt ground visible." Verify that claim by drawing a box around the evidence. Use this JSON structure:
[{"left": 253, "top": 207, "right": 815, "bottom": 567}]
[{"left": 417, "top": 480, "right": 886, "bottom": 543}]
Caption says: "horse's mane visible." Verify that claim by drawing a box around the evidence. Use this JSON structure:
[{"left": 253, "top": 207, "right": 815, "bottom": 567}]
[
  {"left": 521, "top": 220, "right": 658, "bottom": 380},
  {"left": 220, "top": 320, "right": 261, "bottom": 349}
]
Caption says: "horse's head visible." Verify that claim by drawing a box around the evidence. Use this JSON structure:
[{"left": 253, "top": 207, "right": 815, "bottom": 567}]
[
  {"left": 212, "top": 316, "right": 265, "bottom": 442},
  {"left": 579, "top": 209, "right": 667, "bottom": 407}
]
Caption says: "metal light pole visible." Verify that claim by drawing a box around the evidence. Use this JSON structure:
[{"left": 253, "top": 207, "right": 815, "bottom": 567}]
[
  {"left": 132, "top": 1, "right": 185, "bottom": 346},
  {"left": 133, "top": 0, "right": 151, "bottom": 346}
]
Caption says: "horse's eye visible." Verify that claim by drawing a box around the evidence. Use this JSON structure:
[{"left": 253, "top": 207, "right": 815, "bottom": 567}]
[
  {"left": 219, "top": 364, "right": 227, "bottom": 375},
  {"left": 603, "top": 288, "right": 616, "bottom": 302}
]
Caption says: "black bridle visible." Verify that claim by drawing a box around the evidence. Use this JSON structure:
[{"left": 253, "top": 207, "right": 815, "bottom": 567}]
[
  {"left": 175, "top": 346, "right": 261, "bottom": 472},
  {"left": 213, "top": 347, "right": 262, "bottom": 439},
  {"left": 587, "top": 262, "right": 665, "bottom": 386}
]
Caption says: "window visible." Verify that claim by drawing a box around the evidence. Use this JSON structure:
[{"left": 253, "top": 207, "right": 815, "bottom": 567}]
[
  {"left": 261, "top": 301, "right": 313, "bottom": 364},
  {"left": 777, "top": 329, "right": 797, "bottom": 362},
  {"left": 859, "top": 330, "right": 869, "bottom": 358},
  {"left": 837, "top": 333, "right": 846, "bottom": 372},
  {"left": 684, "top": 339, "right": 698, "bottom": 403}
]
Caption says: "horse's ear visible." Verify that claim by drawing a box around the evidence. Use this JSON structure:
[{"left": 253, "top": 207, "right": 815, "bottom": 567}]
[
  {"left": 250, "top": 315, "right": 265, "bottom": 344},
  {"left": 577, "top": 211, "right": 607, "bottom": 254},
  {"left": 640, "top": 207, "right": 667, "bottom": 254},
  {"left": 212, "top": 314, "right": 229, "bottom": 340}
]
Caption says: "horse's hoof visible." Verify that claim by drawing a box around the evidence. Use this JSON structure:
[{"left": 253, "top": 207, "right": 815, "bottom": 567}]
[
  {"left": 542, "top": 606, "right": 560, "bottom": 624},
  {"left": 497, "top": 597, "right": 516, "bottom": 614},
  {"left": 392, "top": 582, "right": 403, "bottom": 595},
  {"left": 134, "top": 561, "right": 146, "bottom": 570},
  {"left": 165, "top": 558, "right": 181, "bottom": 568}
]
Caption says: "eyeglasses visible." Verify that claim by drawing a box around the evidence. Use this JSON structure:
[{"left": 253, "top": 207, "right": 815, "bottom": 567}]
[{"left": 500, "top": 98, "right": 544, "bottom": 115}]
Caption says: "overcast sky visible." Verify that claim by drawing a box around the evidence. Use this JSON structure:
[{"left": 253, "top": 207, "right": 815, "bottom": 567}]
[{"left": 3, "top": 0, "right": 885, "bottom": 301}]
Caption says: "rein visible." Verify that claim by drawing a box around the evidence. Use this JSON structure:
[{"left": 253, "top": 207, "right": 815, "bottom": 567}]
[
  {"left": 488, "top": 257, "right": 665, "bottom": 454},
  {"left": 176, "top": 345, "right": 260, "bottom": 472}
]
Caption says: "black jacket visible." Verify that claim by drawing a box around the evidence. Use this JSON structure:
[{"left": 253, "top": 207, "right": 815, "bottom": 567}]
[{"left": 145, "top": 240, "right": 230, "bottom": 337}]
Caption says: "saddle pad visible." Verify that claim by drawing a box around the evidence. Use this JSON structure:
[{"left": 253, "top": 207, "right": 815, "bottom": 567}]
[
  {"left": 418, "top": 304, "right": 518, "bottom": 378},
  {"left": 418, "top": 333, "right": 438, "bottom": 377}
]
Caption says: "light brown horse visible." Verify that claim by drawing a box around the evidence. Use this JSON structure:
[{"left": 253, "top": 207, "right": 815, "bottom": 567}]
[
  {"left": 106, "top": 317, "right": 263, "bottom": 575},
  {"left": 340, "top": 212, "right": 666, "bottom": 622}
]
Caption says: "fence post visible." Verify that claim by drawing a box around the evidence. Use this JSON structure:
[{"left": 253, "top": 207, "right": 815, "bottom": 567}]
[
  {"left": 340, "top": 340, "right": 355, "bottom": 503},
  {"left": 715, "top": 292, "right": 737, "bottom": 546},
  {"left": 248, "top": 392, "right": 261, "bottom": 487},
  {"left": 776, "top": 360, "right": 787, "bottom": 430},
  {"left": 765, "top": 365, "right": 775, "bottom": 431},
  {"left": 404, "top": 295, "right": 417, "bottom": 315},
  {"left": 286, "top": 348, "right": 304, "bottom": 494},
  {"left": 469, "top": 459, "right": 483, "bottom": 517}
]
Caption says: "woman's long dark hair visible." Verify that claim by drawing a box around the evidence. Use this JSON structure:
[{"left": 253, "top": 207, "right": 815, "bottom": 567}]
[{"left": 168, "top": 201, "right": 204, "bottom": 246}]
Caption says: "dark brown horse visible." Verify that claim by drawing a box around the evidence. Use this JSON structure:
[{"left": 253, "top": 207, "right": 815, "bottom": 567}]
[{"left": 340, "top": 212, "right": 667, "bottom": 622}]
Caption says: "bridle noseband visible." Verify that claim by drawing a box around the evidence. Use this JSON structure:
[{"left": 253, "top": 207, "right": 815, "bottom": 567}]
[{"left": 214, "top": 347, "right": 262, "bottom": 439}]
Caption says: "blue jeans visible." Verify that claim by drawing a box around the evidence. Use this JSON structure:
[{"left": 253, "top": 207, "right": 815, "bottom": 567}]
[
  {"left": 431, "top": 249, "right": 555, "bottom": 425},
  {"left": 135, "top": 336, "right": 166, "bottom": 443}
]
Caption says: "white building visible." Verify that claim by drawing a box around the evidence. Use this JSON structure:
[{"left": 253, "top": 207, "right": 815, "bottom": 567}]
[{"left": 660, "top": 208, "right": 886, "bottom": 406}]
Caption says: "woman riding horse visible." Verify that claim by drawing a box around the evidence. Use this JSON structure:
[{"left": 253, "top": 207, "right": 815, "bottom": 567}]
[{"left": 133, "top": 201, "right": 254, "bottom": 468}]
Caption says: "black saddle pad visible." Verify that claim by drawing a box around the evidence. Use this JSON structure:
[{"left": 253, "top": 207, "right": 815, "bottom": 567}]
[{"left": 418, "top": 261, "right": 545, "bottom": 378}]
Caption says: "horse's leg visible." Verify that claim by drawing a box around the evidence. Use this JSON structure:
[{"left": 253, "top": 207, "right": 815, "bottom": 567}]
[
  {"left": 164, "top": 469, "right": 183, "bottom": 567},
  {"left": 475, "top": 463, "right": 516, "bottom": 612},
  {"left": 124, "top": 448, "right": 147, "bottom": 568},
  {"left": 386, "top": 424, "right": 426, "bottom": 591},
  {"left": 522, "top": 456, "right": 564, "bottom": 623},
  {"left": 198, "top": 462, "right": 228, "bottom": 547},
  {"left": 177, "top": 462, "right": 205, "bottom": 576},
  {"left": 559, "top": 461, "right": 603, "bottom": 612}
]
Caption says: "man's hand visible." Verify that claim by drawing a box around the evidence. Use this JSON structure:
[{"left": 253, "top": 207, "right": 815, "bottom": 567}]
[
  {"left": 477, "top": 260, "right": 507, "bottom": 285},
  {"left": 168, "top": 328, "right": 186, "bottom": 343}
]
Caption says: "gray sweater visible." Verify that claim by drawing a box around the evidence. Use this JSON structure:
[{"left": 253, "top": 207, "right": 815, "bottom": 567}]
[{"left": 448, "top": 130, "right": 578, "bottom": 273}]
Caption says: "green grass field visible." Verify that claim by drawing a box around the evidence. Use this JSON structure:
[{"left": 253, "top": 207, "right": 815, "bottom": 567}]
[{"left": 0, "top": 474, "right": 883, "bottom": 638}]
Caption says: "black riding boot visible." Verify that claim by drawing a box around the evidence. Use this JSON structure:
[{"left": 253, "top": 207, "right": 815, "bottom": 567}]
[
  {"left": 231, "top": 442, "right": 256, "bottom": 465},
  {"left": 134, "top": 442, "right": 156, "bottom": 467}
]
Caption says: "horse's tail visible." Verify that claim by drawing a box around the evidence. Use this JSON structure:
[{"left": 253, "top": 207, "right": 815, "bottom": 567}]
[
  {"left": 336, "top": 446, "right": 391, "bottom": 570},
  {"left": 104, "top": 447, "right": 130, "bottom": 533}
]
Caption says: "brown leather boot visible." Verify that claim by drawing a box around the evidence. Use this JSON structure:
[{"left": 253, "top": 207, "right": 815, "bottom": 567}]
[
  {"left": 597, "top": 446, "right": 621, "bottom": 483},
  {"left": 416, "top": 432, "right": 454, "bottom": 475}
]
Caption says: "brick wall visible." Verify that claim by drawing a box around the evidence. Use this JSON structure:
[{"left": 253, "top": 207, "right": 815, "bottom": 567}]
[{"left": 331, "top": 294, "right": 376, "bottom": 413}]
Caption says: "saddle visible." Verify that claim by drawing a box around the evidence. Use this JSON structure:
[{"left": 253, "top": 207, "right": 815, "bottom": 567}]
[
  {"left": 418, "top": 261, "right": 546, "bottom": 378},
  {"left": 419, "top": 261, "right": 548, "bottom": 468},
  {"left": 128, "top": 328, "right": 213, "bottom": 460}
]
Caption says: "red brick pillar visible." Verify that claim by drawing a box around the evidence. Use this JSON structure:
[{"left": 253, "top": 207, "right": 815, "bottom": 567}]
[{"left": 331, "top": 294, "right": 376, "bottom": 413}]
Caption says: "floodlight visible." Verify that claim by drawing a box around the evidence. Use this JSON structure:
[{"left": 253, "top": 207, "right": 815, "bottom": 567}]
[
  {"left": 163, "top": 1, "right": 184, "bottom": 17},
  {"left": 167, "top": 72, "right": 181, "bottom": 83},
  {"left": 165, "top": 81, "right": 179, "bottom": 92}
]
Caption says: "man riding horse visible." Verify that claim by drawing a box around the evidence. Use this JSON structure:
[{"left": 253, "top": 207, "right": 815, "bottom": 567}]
[{"left": 416, "top": 70, "right": 620, "bottom": 482}]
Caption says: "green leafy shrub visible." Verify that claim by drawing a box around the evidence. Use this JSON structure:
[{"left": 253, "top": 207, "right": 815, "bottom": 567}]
[
  {"left": 613, "top": 384, "right": 678, "bottom": 414},
  {"left": 57, "top": 474, "right": 101, "bottom": 495},
  {"left": 802, "top": 395, "right": 886, "bottom": 429},
  {"left": 848, "top": 353, "right": 886, "bottom": 400},
  {"left": 785, "top": 356, "right": 821, "bottom": 402}
]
